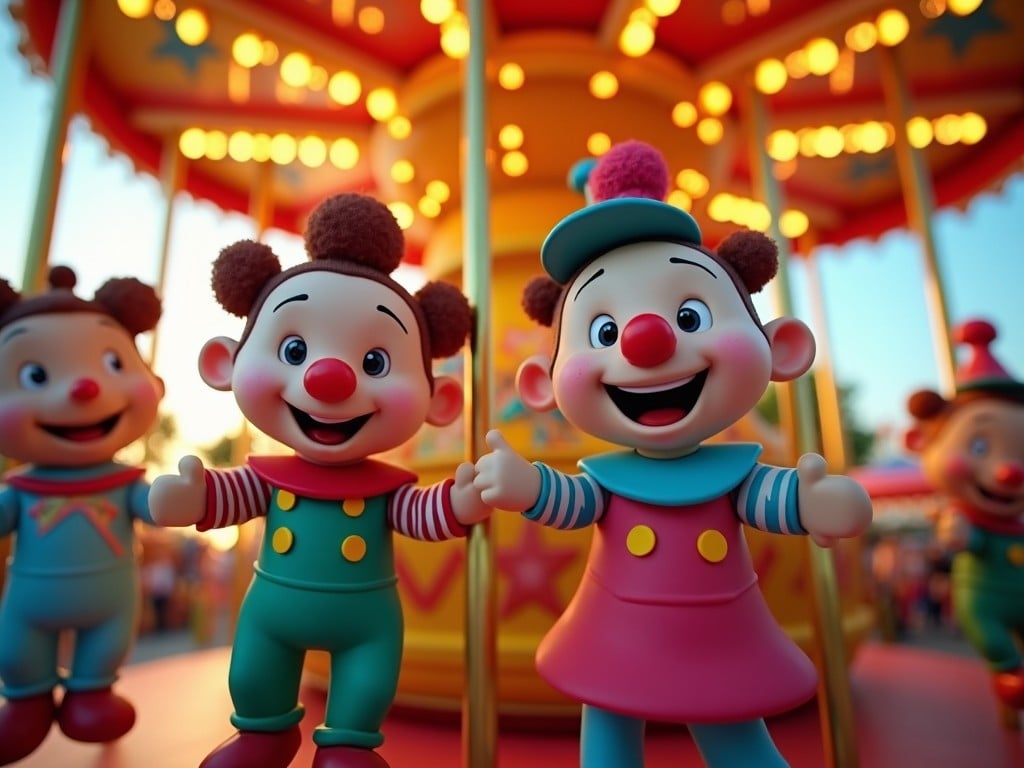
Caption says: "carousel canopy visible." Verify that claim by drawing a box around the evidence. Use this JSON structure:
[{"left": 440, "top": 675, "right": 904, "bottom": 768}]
[{"left": 10, "top": 0, "right": 1024, "bottom": 263}]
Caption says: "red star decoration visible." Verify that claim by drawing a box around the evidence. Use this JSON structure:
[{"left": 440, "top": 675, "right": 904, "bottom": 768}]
[{"left": 497, "top": 523, "right": 579, "bottom": 619}]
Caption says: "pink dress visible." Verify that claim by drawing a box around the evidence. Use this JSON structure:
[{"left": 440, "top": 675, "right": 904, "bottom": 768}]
[{"left": 535, "top": 455, "right": 818, "bottom": 723}]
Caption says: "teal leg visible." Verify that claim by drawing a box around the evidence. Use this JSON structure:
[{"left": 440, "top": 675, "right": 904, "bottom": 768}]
[
  {"left": 227, "top": 605, "right": 305, "bottom": 732},
  {"left": 689, "top": 719, "right": 788, "bottom": 768},
  {"left": 581, "top": 705, "right": 644, "bottom": 768}
]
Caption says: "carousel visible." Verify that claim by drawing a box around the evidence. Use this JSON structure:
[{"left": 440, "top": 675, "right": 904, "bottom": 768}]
[{"left": 3, "top": 0, "right": 1024, "bottom": 766}]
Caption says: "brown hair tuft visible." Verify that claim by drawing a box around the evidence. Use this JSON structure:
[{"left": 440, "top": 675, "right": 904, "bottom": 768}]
[
  {"left": 715, "top": 230, "right": 778, "bottom": 294},
  {"left": 415, "top": 281, "right": 472, "bottom": 358},
  {"left": 521, "top": 276, "right": 562, "bottom": 327},
  {"left": 304, "top": 193, "right": 404, "bottom": 274},
  {"left": 212, "top": 240, "right": 282, "bottom": 318}
]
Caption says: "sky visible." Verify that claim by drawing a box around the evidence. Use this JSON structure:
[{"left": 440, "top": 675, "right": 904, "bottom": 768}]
[{"left": 0, "top": 13, "right": 1022, "bottom": 466}]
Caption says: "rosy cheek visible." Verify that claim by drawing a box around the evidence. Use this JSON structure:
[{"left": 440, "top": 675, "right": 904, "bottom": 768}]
[
  {"left": 553, "top": 354, "right": 602, "bottom": 402},
  {"left": 710, "top": 331, "right": 770, "bottom": 375},
  {"left": 233, "top": 368, "right": 284, "bottom": 411},
  {"left": 943, "top": 454, "right": 971, "bottom": 480}
]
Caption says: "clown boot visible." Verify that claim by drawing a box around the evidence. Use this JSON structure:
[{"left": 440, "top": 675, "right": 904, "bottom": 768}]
[
  {"left": 199, "top": 725, "right": 303, "bottom": 768},
  {"left": 58, "top": 686, "right": 136, "bottom": 742},
  {"left": 994, "top": 668, "right": 1024, "bottom": 709},
  {"left": 0, "top": 691, "right": 56, "bottom": 764},
  {"left": 312, "top": 745, "right": 390, "bottom": 768}
]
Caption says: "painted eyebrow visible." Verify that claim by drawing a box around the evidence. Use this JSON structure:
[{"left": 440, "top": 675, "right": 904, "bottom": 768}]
[
  {"left": 0, "top": 326, "right": 27, "bottom": 346},
  {"left": 377, "top": 304, "right": 408, "bottom": 334},
  {"left": 670, "top": 256, "right": 717, "bottom": 278},
  {"left": 273, "top": 293, "right": 309, "bottom": 312},
  {"left": 573, "top": 268, "right": 605, "bottom": 301}
]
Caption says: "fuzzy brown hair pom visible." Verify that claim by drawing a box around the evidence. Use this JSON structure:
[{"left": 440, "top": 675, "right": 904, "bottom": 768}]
[
  {"left": 715, "top": 230, "right": 778, "bottom": 295},
  {"left": 49, "top": 265, "right": 77, "bottom": 290},
  {"left": 305, "top": 193, "right": 404, "bottom": 275},
  {"left": 521, "top": 276, "right": 562, "bottom": 328},
  {"left": 212, "top": 240, "right": 282, "bottom": 318},
  {"left": 94, "top": 277, "right": 162, "bottom": 335},
  {"left": 0, "top": 279, "right": 19, "bottom": 316},
  {"left": 415, "top": 282, "right": 472, "bottom": 358},
  {"left": 907, "top": 389, "right": 948, "bottom": 420}
]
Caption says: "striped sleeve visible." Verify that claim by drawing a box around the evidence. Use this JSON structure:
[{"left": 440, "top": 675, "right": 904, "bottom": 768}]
[
  {"left": 734, "top": 463, "right": 805, "bottom": 535},
  {"left": 389, "top": 479, "right": 467, "bottom": 542},
  {"left": 523, "top": 462, "right": 605, "bottom": 529},
  {"left": 196, "top": 466, "right": 273, "bottom": 531}
]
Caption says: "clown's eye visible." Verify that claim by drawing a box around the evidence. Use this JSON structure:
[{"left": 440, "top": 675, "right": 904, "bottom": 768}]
[
  {"left": 589, "top": 314, "right": 618, "bottom": 348},
  {"left": 969, "top": 436, "right": 988, "bottom": 457},
  {"left": 677, "top": 300, "right": 712, "bottom": 333},
  {"left": 103, "top": 351, "right": 123, "bottom": 373},
  {"left": 363, "top": 348, "right": 391, "bottom": 377},
  {"left": 18, "top": 363, "right": 48, "bottom": 390},
  {"left": 279, "top": 336, "right": 308, "bottom": 366}
]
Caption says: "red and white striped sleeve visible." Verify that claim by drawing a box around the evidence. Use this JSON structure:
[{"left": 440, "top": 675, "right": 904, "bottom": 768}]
[
  {"left": 388, "top": 479, "right": 468, "bottom": 542},
  {"left": 195, "top": 465, "right": 273, "bottom": 532}
]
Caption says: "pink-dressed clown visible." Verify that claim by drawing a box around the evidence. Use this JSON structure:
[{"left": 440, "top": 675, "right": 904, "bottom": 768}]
[{"left": 473, "top": 140, "right": 873, "bottom": 768}]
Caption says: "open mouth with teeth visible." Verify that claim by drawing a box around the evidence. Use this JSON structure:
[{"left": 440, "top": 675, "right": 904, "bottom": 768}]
[
  {"left": 289, "top": 405, "right": 372, "bottom": 446},
  {"left": 975, "top": 483, "right": 1022, "bottom": 508},
  {"left": 604, "top": 370, "right": 709, "bottom": 427},
  {"left": 41, "top": 413, "right": 121, "bottom": 442}
]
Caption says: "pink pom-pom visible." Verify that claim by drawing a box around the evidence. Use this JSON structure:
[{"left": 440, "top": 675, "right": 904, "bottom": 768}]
[{"left": 589, "top": 140, "right": 669, "bottom": 203}]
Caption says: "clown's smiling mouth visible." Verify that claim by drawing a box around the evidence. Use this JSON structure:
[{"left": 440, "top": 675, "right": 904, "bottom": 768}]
[
  {"left": 41, "top": 413, "right": 121, "bottom": 442},
  {"left": 289, "top": 405, "right": 371, "bottom": 446},
  {"left": 975, "top": 483, "right": 1021, "bottom": 507},
  {"left": 605, "top": 370, "right": 709, "bottom": 427}
]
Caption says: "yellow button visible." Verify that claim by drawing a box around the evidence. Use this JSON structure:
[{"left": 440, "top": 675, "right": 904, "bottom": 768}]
[
  {"left": 341, "top": 535, "right": 367, "bottom": 562},
  {"left": 342, "top": 498, "right": 365, "bottom": 517},
  {"left": 626, "top": 525, "right": 656, "bottom": 557},
  {"left": 276, "top": 490, "right": 296, "bottom": 511},
  {"left": 1008, "top": 544, "right": 1024, "bottom": 567},
  {"left": 272, "top": 527, "right": 294, "bottom": 554},
  {"left": 697, "top": 529, "right": 728, "bottom": 563}
]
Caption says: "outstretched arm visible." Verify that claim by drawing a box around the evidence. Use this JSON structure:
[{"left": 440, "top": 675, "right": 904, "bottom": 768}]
[{"left": 796, "top": 453, "right": 873, "bottom": 547}]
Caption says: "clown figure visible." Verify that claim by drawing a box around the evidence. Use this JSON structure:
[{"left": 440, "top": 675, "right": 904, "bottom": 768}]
[
  {"left": 473, "top": 140, "right": 872, "bottom": 768},
  {"left": 905, "top": 319, "right": 1024, "bottom": 711},
  {"left": 149, "top": 193, "right": 490, "bottom": 768},
  {"left": 0, "top": 267, "right": 164, "bottom": 763}
]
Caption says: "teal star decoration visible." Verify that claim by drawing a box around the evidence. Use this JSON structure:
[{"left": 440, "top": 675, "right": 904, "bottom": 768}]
[
  {"left": 152, "top": 20, "right": 218, "bottom": 76},
  {"left": 923, "top": 0, "right": 1007, "bottom": 58},
  {"left": 846, "top": 153, "right": 894, "bottom": 184}
]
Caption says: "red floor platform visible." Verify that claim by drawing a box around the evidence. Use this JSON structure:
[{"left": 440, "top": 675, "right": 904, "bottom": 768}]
[{"left": 8, "top": 641, "right": 1024, "bottom": 767}]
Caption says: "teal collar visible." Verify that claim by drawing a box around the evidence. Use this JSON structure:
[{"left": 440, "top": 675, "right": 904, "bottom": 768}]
[{"left": 579, "top": 443, "right": 761, "bottom": 506}]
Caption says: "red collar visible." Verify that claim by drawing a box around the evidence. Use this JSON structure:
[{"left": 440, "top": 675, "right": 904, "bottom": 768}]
[
  {"left": 246, "top": 455, "right": 417, "bottom": 500},
  {"left": 4, "top": 466, "right": 145, "bottom": 495},
  {"left": 958, "top": 504, "right": 1024, "bottom": 536}
]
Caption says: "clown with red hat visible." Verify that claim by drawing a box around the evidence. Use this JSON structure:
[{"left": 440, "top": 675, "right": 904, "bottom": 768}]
[{"left": 906, "top": 318, "right": 1024, "bottom": 709}]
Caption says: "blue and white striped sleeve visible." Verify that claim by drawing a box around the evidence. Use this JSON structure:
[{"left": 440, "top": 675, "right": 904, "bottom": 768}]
[
  {"left": 522, "top": 462, "right": 605, "bottom": 530},
  {"left": 734, "top": 463, "right": 805, "bottom": 535}
]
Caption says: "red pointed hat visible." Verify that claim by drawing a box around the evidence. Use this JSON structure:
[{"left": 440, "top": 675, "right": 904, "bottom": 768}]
[
  {"left": 954, "top": 318, "right": 1022, "bottom": 396},
  {"left": 540, "top": 140, "right": 702, "bottom": 285}
]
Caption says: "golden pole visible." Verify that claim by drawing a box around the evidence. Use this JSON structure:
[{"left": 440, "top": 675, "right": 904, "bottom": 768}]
[
  {"left": 745, "top": 81, "right": 859, "bottom": 768},
  {"left": 147, "top": 139, "right": 186, "bottom": 369},
  {"left": 461, "top": 0, "right": 497, "bottom": 765},
  {"left": 877, "top": 44, "right": 956, "bottom": 397},
  {"left": 802, "top": 236, "right": 850, "bottom": 473},
  {"left": 22, "top": 0, "right": 90, "bottom": 292}
]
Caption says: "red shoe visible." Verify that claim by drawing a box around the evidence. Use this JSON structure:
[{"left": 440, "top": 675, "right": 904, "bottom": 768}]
[
  {"left": 58, "top": 687, "right": 136, "bottom": 742},
  {"left": 199, "top": 725, "right": 303, "bottom": 768},
  {"left": 994, "top": 668, "right": 1024, "bottom": 708},
  {"left": 0, "top": 692, "right": 56, "bottom": 765},
  {"left": 312, "top": 745, "right": 390, "bottom": 768}
]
